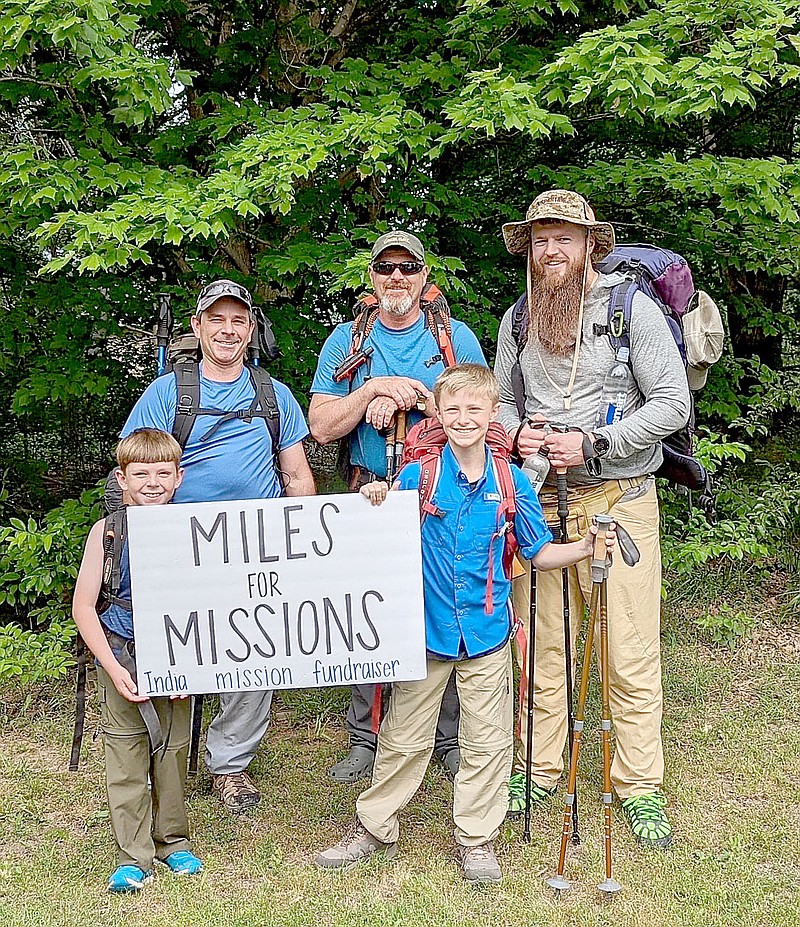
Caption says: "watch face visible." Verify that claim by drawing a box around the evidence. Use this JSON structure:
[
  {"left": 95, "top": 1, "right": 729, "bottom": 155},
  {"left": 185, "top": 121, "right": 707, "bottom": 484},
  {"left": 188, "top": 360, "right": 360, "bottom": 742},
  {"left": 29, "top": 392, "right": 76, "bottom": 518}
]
[{"left": 594, "top": 436, "right": 611, "bottom": 456}]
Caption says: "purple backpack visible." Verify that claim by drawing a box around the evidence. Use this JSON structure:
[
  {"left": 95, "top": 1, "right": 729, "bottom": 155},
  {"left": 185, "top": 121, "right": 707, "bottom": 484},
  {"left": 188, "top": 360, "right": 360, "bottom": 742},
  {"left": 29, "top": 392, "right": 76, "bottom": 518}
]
[{"left": 598, "top": 244, "right": 696, "bottom": 318}]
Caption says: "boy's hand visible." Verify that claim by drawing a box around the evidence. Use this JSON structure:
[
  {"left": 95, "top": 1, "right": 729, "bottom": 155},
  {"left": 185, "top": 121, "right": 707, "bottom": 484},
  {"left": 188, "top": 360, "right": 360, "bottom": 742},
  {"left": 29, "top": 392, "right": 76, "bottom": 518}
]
[
  {"left": 583, "top": 520, "right": 617, "bottom": 558},
  {"left": 361, "top": 480, "right": 389, "bottom": 506},
  {"left": 108, "top": 663, "right": 149, "bottom": 703}
]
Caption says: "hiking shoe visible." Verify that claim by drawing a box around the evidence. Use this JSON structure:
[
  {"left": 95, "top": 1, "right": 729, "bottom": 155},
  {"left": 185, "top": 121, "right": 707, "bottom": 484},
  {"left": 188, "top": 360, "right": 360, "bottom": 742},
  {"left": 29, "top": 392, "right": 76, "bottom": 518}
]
[
  {"left": 327, "top": 746, "right": 375, "bottom": 783},
  {"left": 314, "top": 821, "right": 397, "bottom": 869},
  {"left": 438, "top": 747, "right": 460, "bottom": 779},
  {"left": 506, "top": 772, "right": 556, "bottom": 817},
  {"left": 621, "top": 792, "right": 673, "bottom": 848},
  {"left": 162, "top": 850, "right": 203, "bottom": 875},
  {"left": 107, "top": 865, "right": 153, "bottom": 893},
  {"left": 458, "top": 842, "right": 502, "bottom": 885},
  {"left": 212, "top": 771, "right": 261, "bottom": 814}
]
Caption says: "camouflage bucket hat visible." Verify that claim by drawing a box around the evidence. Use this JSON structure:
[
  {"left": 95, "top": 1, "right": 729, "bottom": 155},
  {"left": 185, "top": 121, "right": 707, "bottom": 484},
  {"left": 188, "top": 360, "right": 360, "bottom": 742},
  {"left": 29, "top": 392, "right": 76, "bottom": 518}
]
[{"left": 502, "top": 189, "right": 616, "bottom": 262}]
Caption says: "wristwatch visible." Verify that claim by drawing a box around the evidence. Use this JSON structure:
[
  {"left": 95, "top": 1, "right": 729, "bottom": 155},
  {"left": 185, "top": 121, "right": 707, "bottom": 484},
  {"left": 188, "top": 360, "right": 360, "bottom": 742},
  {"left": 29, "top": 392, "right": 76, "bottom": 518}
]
[{"left": 581, "top": 433, "right": 609, "bottom": 477}]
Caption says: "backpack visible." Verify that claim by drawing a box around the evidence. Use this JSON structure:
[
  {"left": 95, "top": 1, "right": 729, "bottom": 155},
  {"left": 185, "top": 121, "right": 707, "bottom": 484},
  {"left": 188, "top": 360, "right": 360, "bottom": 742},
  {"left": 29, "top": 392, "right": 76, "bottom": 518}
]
[
  {"left": 332, "top": 282, "right": 458, "bottom": 384},
  {"left": 399, "top": 417, "right": 518, "bottom": 615},
  {"left": 509, "top": 244, "right": 719, "bottom": 514},
  {"left": 165, "top": 332, "right": 281, "bottom": 457}
]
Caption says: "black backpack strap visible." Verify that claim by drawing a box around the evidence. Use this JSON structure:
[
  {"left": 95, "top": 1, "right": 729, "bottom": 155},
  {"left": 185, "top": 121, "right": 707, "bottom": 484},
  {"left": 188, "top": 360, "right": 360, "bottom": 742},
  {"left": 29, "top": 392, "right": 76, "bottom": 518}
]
[
  {"left": 249, "top": 365, "right": 281, "bottom": 452},
  {"left": 172, "top": 361, "right": 200, "bottom": 450},
  {"left": 597, "top": 279, "right": 636, "bottom": 358},
  {"left": 69, "top": 634, "right": 90, "bottom": 771},
  {"left": 97, "top": 509, "right": 130, "bottom": 615},
  {"left": 188, "top": 694, "right": 204, "bottom": 776},
  {"left": 509, "top": 292, "right": 529, "bottom": 420}
]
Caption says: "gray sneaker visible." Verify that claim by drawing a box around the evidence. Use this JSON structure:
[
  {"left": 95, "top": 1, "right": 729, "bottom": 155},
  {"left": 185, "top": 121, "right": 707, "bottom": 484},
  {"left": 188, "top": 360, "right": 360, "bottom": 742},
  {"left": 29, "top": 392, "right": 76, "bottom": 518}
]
[
  {"left": 315, "top": 821, "right": 397, "bottom": 869},
  {"left": 458, "top": 842, "right": 502, "bottom": 885}
]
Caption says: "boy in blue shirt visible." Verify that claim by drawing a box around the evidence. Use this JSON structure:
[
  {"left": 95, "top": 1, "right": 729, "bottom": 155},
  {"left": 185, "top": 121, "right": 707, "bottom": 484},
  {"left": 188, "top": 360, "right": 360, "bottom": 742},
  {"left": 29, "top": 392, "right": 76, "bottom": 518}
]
[
  {"left": 73, "top": 429, "right": 202, "bottom": 893},
  {"left": 315, "top": 364, "right": 614, "bottom": 884}
]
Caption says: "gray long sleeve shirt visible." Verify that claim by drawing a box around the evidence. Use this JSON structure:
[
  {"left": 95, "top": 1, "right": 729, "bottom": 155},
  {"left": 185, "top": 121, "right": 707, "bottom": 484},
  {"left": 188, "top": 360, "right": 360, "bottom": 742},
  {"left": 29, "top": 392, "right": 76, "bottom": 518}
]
[{"left": 494, "top": 273, "right": 691, "bottom": 485}]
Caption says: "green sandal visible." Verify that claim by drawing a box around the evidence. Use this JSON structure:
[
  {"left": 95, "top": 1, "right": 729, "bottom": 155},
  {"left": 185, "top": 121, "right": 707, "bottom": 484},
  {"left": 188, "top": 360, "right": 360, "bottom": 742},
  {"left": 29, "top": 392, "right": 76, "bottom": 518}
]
[
  {"left": 506, "top": 772, "right": 556, "bottom": 817},
  {"left": 621, "top": 792, "right": 673, "bottom": 848}
]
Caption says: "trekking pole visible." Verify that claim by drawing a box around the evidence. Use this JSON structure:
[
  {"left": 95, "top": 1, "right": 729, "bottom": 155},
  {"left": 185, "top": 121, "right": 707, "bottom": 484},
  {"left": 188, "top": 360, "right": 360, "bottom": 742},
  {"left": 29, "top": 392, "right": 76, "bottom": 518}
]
[
  {"left": 384, "top": 415, "right": 397, "bottom": 482},
  {"left": 393, "top": 410, "right": 407, "bottom": 477},
  {"left": 547, "top": 566, "right": 599, "bottom": 892},
  {"left": 547, "top": 514, "right": 616, "bottom": 894},
  {"left": 523, "top": 564, "right": 537, "bottom": 843},
  {"left": 156, "top": 294, "right": 172, "bottom": 376},
  {"left": 595, "top": 518, "right": 621, "bottom": 895},
  {"left": 551, "top": 430, "right": 579, "bottom": 846}
]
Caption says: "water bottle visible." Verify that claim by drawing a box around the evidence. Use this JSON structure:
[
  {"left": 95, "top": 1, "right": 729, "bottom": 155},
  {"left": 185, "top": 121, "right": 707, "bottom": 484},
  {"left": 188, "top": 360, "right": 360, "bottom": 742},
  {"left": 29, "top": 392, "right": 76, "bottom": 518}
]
[
  {"left": 594, "top": 348, "right": 632, "bottom": 427},
  {"left": 522, "top": 448, "right": 551, "bottom": 495}
]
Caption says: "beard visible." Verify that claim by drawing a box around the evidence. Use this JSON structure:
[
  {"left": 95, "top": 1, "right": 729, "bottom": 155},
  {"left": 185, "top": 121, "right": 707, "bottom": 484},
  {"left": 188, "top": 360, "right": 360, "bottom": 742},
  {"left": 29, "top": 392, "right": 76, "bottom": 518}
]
[
  {"left": 527, "top": 256, "right": 586, "bottom": 357},
  {"left": 379, "top": 292, "right": 414, "bottom": 318}
]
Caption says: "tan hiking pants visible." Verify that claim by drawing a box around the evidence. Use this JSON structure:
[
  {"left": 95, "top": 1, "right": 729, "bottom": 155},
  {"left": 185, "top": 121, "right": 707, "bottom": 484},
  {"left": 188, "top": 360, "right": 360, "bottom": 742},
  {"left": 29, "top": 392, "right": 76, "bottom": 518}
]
[
  {"left": 98, "top": 667, "right": 192, "bottom": 869},
  {"left": 512, "top": 478, "right": 665, "bottom": 799},
  {"left": 357, "top": 646, "right": 513, "bottom": 847}
]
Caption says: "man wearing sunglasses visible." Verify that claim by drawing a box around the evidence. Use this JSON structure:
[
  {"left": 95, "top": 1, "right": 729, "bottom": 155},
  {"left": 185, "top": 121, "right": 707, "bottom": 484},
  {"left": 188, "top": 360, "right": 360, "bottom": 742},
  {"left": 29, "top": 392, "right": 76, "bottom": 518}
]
[
  {"left": 121, "top": 279, "right": 315, "bottom": 815},
  {"left": 309, "top": 230, "right": 487, "bottom": 785}
]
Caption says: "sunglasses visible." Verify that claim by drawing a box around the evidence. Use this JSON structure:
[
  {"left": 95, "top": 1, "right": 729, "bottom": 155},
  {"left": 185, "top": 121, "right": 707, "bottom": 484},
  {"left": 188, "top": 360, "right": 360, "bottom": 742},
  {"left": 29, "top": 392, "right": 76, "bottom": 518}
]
[
  {"left": 371, "top": 261, "right": 425, "bottom": 277},
  {"left": 198, "top": 281, "right": 253, "bottom": 305}
]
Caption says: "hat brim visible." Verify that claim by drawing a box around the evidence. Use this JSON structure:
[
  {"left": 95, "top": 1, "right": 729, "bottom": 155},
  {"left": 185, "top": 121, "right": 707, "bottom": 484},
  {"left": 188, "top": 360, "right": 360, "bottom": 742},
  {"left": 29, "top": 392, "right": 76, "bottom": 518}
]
[
  {"left": 502, "top": 219, "right": 616, "bottom": 263},
  {"left": 687, "top": 366, "right": 709, "bottom": 390}
]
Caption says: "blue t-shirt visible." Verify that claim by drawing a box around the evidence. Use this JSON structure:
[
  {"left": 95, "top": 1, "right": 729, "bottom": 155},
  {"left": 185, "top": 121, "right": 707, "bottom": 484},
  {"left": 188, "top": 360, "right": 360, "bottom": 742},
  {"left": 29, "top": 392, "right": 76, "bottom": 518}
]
[
  {"left": 311, "top": 313, "right": 486, "bottom": 477},
  {"left": 397, "top": 446, "right": 552, "bottom": 659},
  {"left": 121, "top": 366, "right": 309, "bottom": 503}
]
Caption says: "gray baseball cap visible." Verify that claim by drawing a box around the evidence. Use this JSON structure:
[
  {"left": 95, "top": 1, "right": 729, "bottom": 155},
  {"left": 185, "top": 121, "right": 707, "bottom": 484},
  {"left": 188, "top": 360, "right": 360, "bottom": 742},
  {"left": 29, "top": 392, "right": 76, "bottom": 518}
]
[
  {"left": 370, "top": 230, "right": 426, "bottom": 264},
  {"left": 195, "top": 279, "right": 254, "bottom": 316}
]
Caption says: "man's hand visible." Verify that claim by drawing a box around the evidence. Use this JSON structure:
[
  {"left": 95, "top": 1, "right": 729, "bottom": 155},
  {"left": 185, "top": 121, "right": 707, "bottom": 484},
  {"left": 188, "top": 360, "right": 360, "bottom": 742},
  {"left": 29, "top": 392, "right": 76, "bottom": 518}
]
[
  {"left": 365, "top": 396, "right": 399, "bottom": 430},
  {"left": 367, "top": 376, "right": 432, "bottom": 411},
  {"left": 516, "top": 414, "right": 549, "bottom": 459},
  {"left": 543, "top": 429, "right": 586, "bottom": 470}
]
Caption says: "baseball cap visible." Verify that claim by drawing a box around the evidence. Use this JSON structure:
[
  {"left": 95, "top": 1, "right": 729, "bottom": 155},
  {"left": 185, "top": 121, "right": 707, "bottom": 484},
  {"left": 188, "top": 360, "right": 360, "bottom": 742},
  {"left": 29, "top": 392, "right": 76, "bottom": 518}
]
[
  {"left": 684, "top": 291, "right": 725, "bottom": 389},
  {"left": 370, "top": 231, "right": 426, "bottom": 264},
  {"left": 195, "top": 279, "right": 254, "bottom": 316}
]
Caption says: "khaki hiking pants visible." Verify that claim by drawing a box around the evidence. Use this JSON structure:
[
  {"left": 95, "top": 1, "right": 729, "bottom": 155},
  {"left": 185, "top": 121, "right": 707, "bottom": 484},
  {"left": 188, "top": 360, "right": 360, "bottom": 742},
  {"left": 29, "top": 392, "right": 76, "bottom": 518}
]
[
  {"left": 357, "top": 646, "right": 514, "bottom": 847},
  {"left": 98, "top": 667, "right": 192, "bottom": 870},
  {"left": 512, "top": 477, "right": 665, "bottom": 799}
]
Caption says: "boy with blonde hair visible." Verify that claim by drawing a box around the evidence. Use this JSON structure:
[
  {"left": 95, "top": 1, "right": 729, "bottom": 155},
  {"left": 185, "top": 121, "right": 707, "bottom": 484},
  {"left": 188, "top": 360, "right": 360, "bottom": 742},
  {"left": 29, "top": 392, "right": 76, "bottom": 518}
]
[
  {"left": 315, "top": 364, "right": 614, "bottom": 884},
  {"left": 73, "top": 428, "right": 203, "bottom": 892}
]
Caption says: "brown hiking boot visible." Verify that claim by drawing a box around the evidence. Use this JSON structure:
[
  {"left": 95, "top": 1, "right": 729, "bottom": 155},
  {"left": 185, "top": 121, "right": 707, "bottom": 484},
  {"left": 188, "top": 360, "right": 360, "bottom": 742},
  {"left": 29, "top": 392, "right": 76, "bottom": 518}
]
[
  {"left": 314, "top": 821, "right": 397, "bottom": 869},
  {"left": 458, "top": 842, "right": 502, "bottom": 885},
  {"left": 212, "top": 771, "right": 261, "bottom": 814}
]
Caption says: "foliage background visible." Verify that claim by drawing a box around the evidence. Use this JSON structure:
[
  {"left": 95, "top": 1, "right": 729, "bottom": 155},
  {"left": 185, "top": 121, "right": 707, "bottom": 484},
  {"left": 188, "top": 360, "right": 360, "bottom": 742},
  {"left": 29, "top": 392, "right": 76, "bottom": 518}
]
[{"left": 2, "top": 0, "right": 800, "bottom": 671}]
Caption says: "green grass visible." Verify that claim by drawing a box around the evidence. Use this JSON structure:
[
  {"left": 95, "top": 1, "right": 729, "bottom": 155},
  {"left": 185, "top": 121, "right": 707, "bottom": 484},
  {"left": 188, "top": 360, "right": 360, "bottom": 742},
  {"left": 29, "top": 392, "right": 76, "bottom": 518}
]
[{"left": 1, "top": 604, "right": 798, "bottom": 927}]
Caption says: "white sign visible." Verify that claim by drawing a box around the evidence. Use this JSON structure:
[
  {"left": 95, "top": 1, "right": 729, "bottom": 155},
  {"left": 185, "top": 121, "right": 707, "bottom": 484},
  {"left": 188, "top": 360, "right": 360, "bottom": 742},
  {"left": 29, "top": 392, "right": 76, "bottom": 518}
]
[{"left": 128, "top": 492, "right": 427, "bottom": 697}]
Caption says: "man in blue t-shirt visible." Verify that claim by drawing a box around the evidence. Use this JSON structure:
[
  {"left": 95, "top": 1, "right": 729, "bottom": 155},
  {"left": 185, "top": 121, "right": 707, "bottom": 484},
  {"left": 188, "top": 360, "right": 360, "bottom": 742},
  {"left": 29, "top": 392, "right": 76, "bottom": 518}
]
[
  {"left": 309, "top": 230, "right": 486, "bottom": 784},
  {"left": 122, "top": 279, "right": 315, "bottom": 814}
]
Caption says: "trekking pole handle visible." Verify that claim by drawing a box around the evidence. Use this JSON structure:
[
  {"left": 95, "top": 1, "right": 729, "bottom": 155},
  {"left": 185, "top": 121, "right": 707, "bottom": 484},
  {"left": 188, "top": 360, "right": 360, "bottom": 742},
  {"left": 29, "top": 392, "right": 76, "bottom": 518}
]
[{"left": 591, "top": 514, "right": 614, "bottom": 583}]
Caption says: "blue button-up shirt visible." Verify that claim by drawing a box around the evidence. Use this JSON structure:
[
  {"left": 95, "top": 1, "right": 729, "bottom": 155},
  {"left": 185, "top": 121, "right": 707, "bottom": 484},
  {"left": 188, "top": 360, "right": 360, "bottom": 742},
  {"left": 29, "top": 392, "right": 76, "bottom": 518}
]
[{"left": 397, "top": 445, "right": 552, "bottom": 659}]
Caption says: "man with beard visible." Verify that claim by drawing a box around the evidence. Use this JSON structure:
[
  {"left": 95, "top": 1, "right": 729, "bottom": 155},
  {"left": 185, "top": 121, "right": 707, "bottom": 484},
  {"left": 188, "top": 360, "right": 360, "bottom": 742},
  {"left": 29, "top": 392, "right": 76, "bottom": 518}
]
[
  {"left": 310, "top": 230, "right": 486, "bottom": 784},
  {"left": 493, "top": 191, "right": 690, "bottom": 848}
]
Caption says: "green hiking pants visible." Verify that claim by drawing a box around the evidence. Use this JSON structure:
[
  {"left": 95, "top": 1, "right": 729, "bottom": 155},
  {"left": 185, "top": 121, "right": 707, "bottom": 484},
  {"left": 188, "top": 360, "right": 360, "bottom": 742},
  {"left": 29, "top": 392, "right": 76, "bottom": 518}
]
[{"left": 98, "top": 667, "right": 192, "bottom": 870}]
